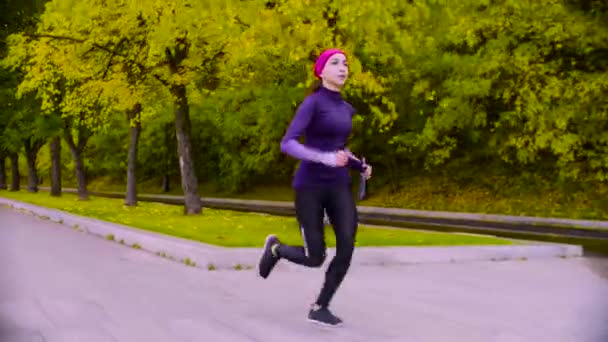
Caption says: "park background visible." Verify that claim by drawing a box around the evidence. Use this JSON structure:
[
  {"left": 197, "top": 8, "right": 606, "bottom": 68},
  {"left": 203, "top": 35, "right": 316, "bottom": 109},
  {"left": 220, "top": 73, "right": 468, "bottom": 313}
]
[{"left": 1, "top": 0, "right": 607, "bottom": 220}]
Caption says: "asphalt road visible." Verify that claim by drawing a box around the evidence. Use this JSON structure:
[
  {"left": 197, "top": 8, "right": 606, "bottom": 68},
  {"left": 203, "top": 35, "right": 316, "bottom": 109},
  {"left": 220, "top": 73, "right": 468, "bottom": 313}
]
[{"left": 1, "top": 206, "right": 608, "bottom": 342}]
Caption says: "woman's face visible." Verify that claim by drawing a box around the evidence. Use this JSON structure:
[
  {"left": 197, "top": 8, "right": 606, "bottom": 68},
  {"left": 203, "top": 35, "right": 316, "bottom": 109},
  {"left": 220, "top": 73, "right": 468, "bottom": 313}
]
[{"left": 321, "top": 53, "right": 348, "bottom": 89}]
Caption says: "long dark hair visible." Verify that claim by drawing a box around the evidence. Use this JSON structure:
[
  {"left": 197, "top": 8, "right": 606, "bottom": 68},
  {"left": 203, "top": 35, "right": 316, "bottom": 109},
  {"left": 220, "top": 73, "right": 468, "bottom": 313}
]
[{"left": 305, "top": 79, "right": 323, "bottom": 96}]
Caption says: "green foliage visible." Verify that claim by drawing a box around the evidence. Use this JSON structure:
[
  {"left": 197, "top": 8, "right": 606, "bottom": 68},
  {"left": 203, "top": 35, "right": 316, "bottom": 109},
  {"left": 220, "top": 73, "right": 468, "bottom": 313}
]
[
  {"left": 380, "top": 0, "right": 608, "bottom": 183},
  {"left": 1, "top": 0, "right": 607, "bottom": 208},
  {"left": 191, "top": 85, "right": 305, "bottom": 192}
]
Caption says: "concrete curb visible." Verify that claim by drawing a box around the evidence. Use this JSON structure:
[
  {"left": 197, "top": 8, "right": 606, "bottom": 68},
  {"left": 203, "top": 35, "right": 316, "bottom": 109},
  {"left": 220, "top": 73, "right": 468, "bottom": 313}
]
[{"left": 0, "top": 198, "right": 583, "bottom": 271}]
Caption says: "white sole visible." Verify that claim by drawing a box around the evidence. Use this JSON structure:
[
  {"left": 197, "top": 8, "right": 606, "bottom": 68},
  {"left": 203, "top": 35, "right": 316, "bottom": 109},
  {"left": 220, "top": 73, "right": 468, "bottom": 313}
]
[{"left": 307, "top": 318, "right": 343, "bottom": 327}]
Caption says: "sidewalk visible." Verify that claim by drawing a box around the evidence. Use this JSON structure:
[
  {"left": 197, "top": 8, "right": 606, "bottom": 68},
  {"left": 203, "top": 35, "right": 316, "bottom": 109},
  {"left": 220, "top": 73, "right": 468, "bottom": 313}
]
[
  {"left": 0, "top": 197, "right": 583, "bottom": 270},
  {"left": 1, "top": 203, "right": 607, "bottom": 342}
]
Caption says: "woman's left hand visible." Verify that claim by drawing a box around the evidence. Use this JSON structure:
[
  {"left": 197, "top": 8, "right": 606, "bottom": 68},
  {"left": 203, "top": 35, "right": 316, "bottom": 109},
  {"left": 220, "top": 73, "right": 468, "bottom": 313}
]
[{"left": 362, "top": 163, "right": 372, "bottom": 179}]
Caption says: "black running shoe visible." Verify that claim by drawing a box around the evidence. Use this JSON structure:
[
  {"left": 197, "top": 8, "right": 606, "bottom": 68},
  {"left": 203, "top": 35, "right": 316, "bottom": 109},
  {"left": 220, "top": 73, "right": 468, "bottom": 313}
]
[
  {"left": 308, "top": 304, "right": 343, "bottom": 326},
  {"left": 258, "top": 234, "right": 280, "bottom": 279}
]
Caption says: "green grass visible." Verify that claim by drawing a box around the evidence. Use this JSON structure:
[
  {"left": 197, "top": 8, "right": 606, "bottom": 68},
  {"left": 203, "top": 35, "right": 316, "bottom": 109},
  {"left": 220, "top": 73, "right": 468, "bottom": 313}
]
[{"left": 0, "top": 189, "right": 514, "bottom": 247}]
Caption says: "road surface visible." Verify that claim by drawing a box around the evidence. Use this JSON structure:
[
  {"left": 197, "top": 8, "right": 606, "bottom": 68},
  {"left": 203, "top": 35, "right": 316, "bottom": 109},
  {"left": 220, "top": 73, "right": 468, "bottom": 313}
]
[{"left": 1, "top": 206, "right": 608, "bottom": 342}]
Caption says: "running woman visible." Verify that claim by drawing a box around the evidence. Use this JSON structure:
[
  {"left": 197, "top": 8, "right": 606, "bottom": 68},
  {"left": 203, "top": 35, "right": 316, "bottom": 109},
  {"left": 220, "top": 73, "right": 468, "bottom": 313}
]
[{"left": 257, "top": 48, "right": 372, "bottom": 326}]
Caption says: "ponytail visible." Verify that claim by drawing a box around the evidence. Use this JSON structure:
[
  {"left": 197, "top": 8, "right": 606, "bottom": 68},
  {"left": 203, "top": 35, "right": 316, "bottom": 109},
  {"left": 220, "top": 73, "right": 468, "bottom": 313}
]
[{"left": 305, "top": 79, "right": 323, "bottom": 96}]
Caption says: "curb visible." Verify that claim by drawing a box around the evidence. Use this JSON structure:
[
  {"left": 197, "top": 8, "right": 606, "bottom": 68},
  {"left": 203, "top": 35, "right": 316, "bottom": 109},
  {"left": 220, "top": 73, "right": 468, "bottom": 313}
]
[{"left": 0, "top": 198, "right": 584, "bottom": 271}]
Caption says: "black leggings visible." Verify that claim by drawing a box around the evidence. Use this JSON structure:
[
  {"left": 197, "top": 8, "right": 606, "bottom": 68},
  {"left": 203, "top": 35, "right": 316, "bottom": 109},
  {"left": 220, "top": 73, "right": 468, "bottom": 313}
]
[{"left": 276, "top": 184, "right": 358, "bottom": 308}]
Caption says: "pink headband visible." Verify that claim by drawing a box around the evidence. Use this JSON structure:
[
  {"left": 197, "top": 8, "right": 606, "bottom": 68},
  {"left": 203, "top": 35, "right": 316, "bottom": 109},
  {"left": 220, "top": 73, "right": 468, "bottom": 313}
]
[{"left": 314, "top": 48, "right": 346, "bottom": 79}]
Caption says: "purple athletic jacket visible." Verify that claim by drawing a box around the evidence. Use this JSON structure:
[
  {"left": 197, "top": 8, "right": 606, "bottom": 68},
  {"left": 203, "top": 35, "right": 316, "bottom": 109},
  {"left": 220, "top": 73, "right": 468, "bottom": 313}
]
[{"left": 280, "top": 86, "right": 365, "bottom": 189}]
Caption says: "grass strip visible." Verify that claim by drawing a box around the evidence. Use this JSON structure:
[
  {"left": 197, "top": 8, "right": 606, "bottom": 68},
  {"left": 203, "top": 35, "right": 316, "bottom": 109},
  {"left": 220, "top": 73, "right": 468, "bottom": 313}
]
[{"left": 0, "top": 190, "right": 515, "bottom": 247}]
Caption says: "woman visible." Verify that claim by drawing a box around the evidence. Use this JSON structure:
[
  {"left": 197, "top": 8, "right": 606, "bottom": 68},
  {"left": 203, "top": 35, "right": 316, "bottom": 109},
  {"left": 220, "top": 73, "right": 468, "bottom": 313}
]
[{"left": 257, "top": 48, "right": 372, "bottom": 326}]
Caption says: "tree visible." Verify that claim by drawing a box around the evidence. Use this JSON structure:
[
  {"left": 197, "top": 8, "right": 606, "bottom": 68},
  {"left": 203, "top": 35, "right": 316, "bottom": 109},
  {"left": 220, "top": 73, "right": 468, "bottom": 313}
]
[
  {"left": 6, "top": 0, "right": 245, "bottom": 213},
  {"left": 49, "top": 134, "right": 61, "bottom": 196},
  {"left": 135, "top": 0, "right": 243, "bottom": 213},
  {"left": 19, "top": 95, "right": 48, "bottom": 192},
  {"left": 395, "top": 0, "right": 608, "bottom": 182},
  {"left": 3, "top": 0, "right": 606, "bottom": 200},
  {"left": 1, "top": 0, "right": 49, "bottom": 192},
  {"left": 0, "top": 79, "right": 25, "bottom": 192},
  {"left": 212, "top": 0, "right": 408, "bottom": 188}
]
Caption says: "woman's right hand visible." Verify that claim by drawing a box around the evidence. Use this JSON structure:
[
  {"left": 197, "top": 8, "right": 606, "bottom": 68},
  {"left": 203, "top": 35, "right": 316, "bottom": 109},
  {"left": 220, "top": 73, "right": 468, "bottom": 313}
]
[
  {"left": 334, "top": 150, "right": 349, "bottom": 167},
  {"left": 319, "top": 150, "right": 349, "bottom": 167},
  {"left": 336, "top": 151, "right": 348, "bottom": 167}
]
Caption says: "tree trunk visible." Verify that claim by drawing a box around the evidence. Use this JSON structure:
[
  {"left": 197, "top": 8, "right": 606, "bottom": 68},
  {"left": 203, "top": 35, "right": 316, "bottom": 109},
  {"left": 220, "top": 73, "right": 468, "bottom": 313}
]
[
  {"left": 172, "top": 84, "right": 202, "bottom": 214},
  {"left": 50, "top": 136, "right": 61, "bottom": 196},
  {"left": 162, "top": 175, "right": 170, "bottom": 193},
  {"left": 24, "top": 138, "right": 42, "bottom": 193},
  {"left": 68, "top": 145, "right": 87, "bottom": 200},
  {"left": 10, "top": 153, "right": 19, "bottom": 191},
  {"left": 64, "top": 124, "right": 89, "bottom": 200},
  {"left": 162, "top": 122, "right": 172, "bottom": 193},
  {"left": 26, "top": 149, "right": 38, "bottom": 192},
  {"left": 0, "top": 152, "right": 7, "bottom": 190},
  {"left": 125, "top": 104, "right": 141, "bottom": 206}
]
